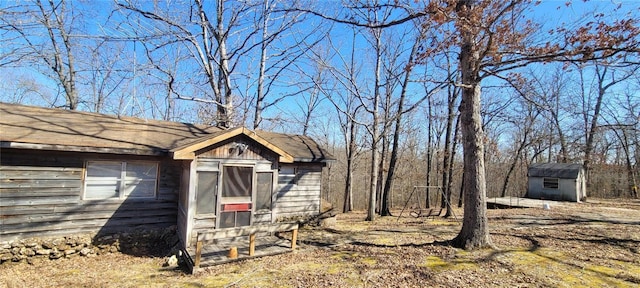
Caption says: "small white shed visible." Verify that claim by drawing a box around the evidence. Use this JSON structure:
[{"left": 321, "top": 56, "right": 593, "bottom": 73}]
[{"left": 527, "top": 163, "right": 587, "bottom": 202}]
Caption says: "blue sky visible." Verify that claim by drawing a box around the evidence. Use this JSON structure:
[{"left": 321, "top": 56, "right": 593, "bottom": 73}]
[{"left": 0, "top": 0, "right": 638, "bottom": 143}]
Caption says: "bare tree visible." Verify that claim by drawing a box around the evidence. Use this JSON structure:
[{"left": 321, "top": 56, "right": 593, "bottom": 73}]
[
  {"left": 300, "top": 26, "right": 365, "bottom": 213},
  {"left": 500, "top": 96, "right": 541, "bottom": 198},
  {"left": 117, "top": 0, "right": 261, "bottom": 127},
  {"left": 1, "top": 0, "right": 81, "bottom": 109},
  {"left": 580, "top": 61, "right": 639, "bottom": 185},
  {"left": 251, "top": 0, "right": 325, "bottom": 130},
  {"left": 440, "top": 55, "right": 460, "bottom": 217},
  {"left": 379, "top": 28, "right": 422, "bottom": 216},
  {"left": 423, "top": 0, "right": 639, "bottom": 249}
]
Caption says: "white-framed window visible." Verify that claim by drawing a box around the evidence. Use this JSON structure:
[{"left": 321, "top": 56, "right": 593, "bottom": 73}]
[
  {"left": 84, "top": 161, "right": 158, "bottom": 200},
  {"left": 278, "top": 166, "right": 297, "bottom": 185},
  {"left": 543, "top": 177, "right": 559, "bottom": 189}
]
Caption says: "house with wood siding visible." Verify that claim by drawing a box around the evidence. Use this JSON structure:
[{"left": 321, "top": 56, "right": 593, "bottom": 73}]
[{"left": 0, "top": 102, "right": 333, "bottom": 267}]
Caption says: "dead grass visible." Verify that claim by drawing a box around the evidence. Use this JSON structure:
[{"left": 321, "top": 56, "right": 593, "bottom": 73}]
[{"left": 1, "top": 198, "right": 639, "bottom": 287}]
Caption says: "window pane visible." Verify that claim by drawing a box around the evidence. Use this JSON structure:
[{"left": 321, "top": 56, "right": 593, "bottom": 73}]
[
  {"left": 543, "top": 178, "right": 559, "bottom": 189},
  {"left": 256, "top": 172, "right": 272, "bottom": 210},
  {"left": 124, "top": 180, "right": 156, "bottom": 198},
  {"left": 87, "top": 162, "right": 121, "bottom": 178},
  {"left": 86, "top": 162, "right": 122, "bottom": 199},
  {"left": 219, "top": 211, "right": 235, "bottom": 229},
  {"left": 278, "top": 166, "right": 295, "bottom": 185},
  {"left": 85, "top": 181, "right": 120, "bottom": 199},
  {"left": 85, "top": 161, "right": 158, "bottom": 199},
  {"left": 236, "top": 211, "right": 251, "bottom": 227},
  {"left": 222, "top": 166, "right": 253, "bottom": 198},
  {"left": 126, "top": 163, "right": 157, "bottom": 179},
  {"left": 196, "top": 172, "right": 218, "bottom": 214}
]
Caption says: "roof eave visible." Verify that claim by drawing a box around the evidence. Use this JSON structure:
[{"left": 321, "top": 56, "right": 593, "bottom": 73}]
[
  {"left": 1, "top": 141, "right": 168, "bottom": 156},
  {"left": 292, "top": 157, "right": 336, "bottom": 163}
]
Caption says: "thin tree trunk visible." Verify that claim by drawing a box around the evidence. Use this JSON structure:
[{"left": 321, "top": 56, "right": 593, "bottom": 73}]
[
  {"left": 215, "top": 0, "right": 232, "bottom": 128},
  {"left": 253, "top": 0, "right": 269, "bottom": 129},
  {"left": 37, "top": 0, "right": 78, "bottom": 110},
  {"left": 376, "top": 132, "right": 388, "bottom": 214},
  {"left": 343, "top": 115, "right": 358, "bottom": 213},
  {"left": 366, "top": 28, "right": 382, "bottom": 222},
  {"left": 501, "top": 131, "right": 530, "bottom": 197},
  {"left": 381, "top": 39, "right": 419, "bottom": 216},
  {"left": 584, "top": 65, "right": 609, "bottom": 185},
  {"left": 442, "top": 82, "right": 457, "bottom": 217},
  {"left": 458, "top": 168, "right": 464, "bottom": 208},
  {"left": 426, "top": 100, "right": 433, "bottom": 208},
  {"left": 449, "top": 114, "right": 460, "bottom": 208}
]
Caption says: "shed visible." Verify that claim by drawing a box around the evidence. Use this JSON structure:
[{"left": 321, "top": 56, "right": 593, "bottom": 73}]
[
  {"left": 527, "top": 163, "right": 586, "bottom": 202},
  {"left": 0, "top": 103, "right": 333, "bottom": 263}
]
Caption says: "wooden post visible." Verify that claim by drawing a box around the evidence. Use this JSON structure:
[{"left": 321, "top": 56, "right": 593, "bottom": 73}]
[
  {"left": 229, "top": 247, "right": 238, "bottom": 259},
  {"left": 249, "top": 234, "right": 256, "bottom": 256},
  {"left": 291, "top": 229, "right": 298, "bottom": 250},
  {"left": 194, "top": 240, "right": 203, "bottom": 268}
]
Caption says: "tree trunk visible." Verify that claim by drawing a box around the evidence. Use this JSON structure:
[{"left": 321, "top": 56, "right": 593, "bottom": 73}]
[
  {"left": 37, "top": 0, "right": 78, "bottom": 110},
  {"left": 376, "top": 132, "right": 388, "bottom": 214},
  {"left": 215, "top": 0, "right": 232, "bottom": 128},
  {"left": 366, "top": 27, "right": 382, "bottom": 222},
  {"left": 343, "top": 112, "right": 358, "bottom": 213},
  {"left": 453, "top": 80, "right": 492, "bottom": 249},
  {"left": 452, "top": 10, "right": 492, "bottom": 248},
  {"left": 426, "top": 100, "right": 433, "bottom": 208},
  {"left": 501, "top": 131, "right": 530, "bottom": 197},
  {"left": 253, "top": 0, "right": 269, "bottom": 129},
  {"left": 442, "top": 82, "right": 457, "bottom": 217},
  {"left": 448, "top": 114, "right": 460, "bottom": 208},
  {"left": 457, "top": 168, "right": 464, "bottom": 208},
  {"left": 623, "top": 130, "right": 638, "bottom": 198},
  {"left": 381, "top": 39, "right": 418, "bottom": 216}
]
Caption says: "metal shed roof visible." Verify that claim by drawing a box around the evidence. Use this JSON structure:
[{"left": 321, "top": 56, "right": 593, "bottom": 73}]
[{"left": 528, "top": 163, "right": 584, "bottom": 179}]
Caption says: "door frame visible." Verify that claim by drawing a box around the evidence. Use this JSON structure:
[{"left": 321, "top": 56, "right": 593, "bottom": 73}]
[{"left": 217, "top": 163, "right": 255, "bottom": 228}]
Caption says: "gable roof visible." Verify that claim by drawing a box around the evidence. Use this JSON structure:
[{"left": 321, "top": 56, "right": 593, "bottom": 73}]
[
  {"left": 170, "top": 127, "right": 295, "bottom": 163},
  {"left": 0, "top": 102, "right": 333, "bottom": 162},
  {"left": 528, "top": 163, "right": 584, "bottom": 179},
  {"left": 254, "top": 130, "right": 332, "bottom": 163}
]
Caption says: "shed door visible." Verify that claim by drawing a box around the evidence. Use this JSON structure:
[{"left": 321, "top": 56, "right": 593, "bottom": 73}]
[{"left": 219, "top": 166, "right": 253, "bottom": 228}]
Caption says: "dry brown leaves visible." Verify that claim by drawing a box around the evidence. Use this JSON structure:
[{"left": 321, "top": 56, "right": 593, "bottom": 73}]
[{"left": 1, "top": 198, "right": 639, "bottom": 287}]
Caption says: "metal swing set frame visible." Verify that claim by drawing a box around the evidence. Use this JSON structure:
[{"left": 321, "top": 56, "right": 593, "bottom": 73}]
[{"left": 397, "top": 185, "right": 457, "bottom": 221}]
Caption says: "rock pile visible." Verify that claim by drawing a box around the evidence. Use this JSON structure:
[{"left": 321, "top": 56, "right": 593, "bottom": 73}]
[{"left": 0, "top": 226, "right": 178, "bottom": 264}]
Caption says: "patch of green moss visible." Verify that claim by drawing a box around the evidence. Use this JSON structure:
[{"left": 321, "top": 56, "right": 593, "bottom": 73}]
[
  {"left": 421, "top": 256, "right": 448, "bottom": 270},
  {"left": 331, "top": 251, "right": 359, "bottom": 260},
  {"left": 326, "top": 264, "right": 343, "bottom": 275},
  {"left": 503, "top": 248, "right": 635, "bottom": 287},
  {"left": 421, "top": 255, "right": 480, "bottom": 272},
  {"left": 428, "top": 220, "right": 459, "bottom": 226},
  {"left": 361, "top": 257, "right": 377, "bottom": 266}
]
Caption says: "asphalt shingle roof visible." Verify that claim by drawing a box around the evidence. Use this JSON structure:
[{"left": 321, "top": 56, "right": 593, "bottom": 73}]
[{"left": 0, "top": 102, "right": 333, "bottom": 162}]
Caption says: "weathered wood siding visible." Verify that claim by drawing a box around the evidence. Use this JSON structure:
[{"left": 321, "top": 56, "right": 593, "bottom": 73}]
[
  {"left": 177, "top": 161, "right": 192, "bottom": 248},
  {"left": 275, "top": 164, "right": 322, "bottom": 219},
  {"left": 196, "top": 136, "right": 278, "bottom": 164},
  {"left": 0, "top": 149, "right": 180, "bottom": 243},
  {"left": 185, "top": 139, "right": 280, "bottom": 246}
]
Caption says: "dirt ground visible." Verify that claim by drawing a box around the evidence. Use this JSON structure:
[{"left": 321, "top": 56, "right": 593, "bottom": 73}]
[{"left": 1, "top": 198, "right": 639, "bottom": 287}]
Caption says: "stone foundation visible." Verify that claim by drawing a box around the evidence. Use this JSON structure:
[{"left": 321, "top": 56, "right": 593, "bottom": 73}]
[{"left": 0, "top": 226, "right": 178, "bottom": 264}]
